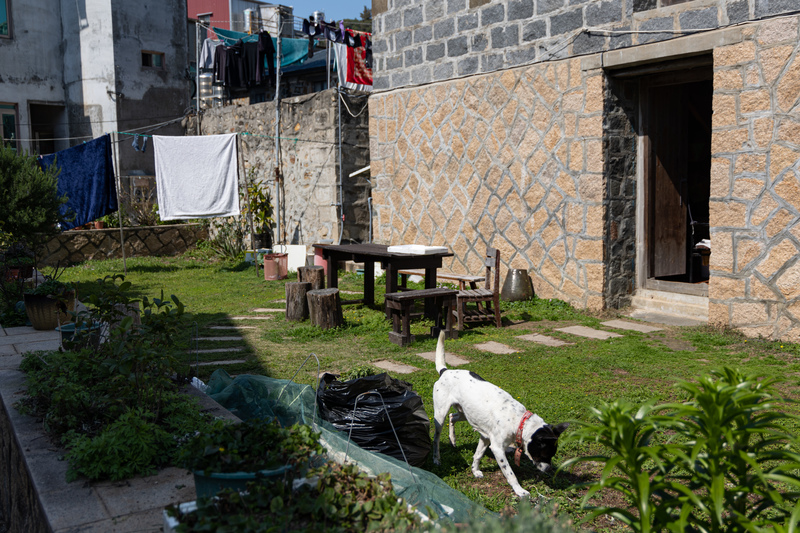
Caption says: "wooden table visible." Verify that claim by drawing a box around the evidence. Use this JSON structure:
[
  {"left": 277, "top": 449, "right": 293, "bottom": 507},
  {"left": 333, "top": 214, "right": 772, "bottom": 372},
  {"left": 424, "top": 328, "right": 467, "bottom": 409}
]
[{"left": 312, "top": 243, "right": 454, "bottom": 318}]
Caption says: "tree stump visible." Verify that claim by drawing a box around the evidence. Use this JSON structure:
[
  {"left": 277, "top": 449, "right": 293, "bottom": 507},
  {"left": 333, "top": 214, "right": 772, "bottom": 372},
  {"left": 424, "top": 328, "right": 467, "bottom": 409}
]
[
  {"left": 285, "top": 282, "right": 312, "bottom": 321},
  {"left": 307, "top": 288, "right": 343, "bottom": 330},
  {"left": 298, "top": 265, "right": 325, "bottom": 291}
]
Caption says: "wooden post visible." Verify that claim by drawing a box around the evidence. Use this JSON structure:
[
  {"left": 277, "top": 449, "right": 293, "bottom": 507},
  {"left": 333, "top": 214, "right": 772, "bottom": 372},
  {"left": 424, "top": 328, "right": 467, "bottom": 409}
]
[
  {"left": 285, "top": 282, "right": 311, "bottom": 321},
  {"left": 307, "top": 288, "right": 343, "bottom": 330},
  {"left": 298, "top": 265, "right": 325, "bottom": 291}
]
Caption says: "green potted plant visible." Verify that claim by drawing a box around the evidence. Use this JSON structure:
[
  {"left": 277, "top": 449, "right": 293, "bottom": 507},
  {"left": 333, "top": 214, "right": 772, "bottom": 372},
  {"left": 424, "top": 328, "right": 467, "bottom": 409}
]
[
  {"left": 23, "top": 278, "right": 75, "bottom": 330},
  {"left": 177, "top": 417, "right": 324, "bottom": 499},
  {"left": 2, "top": 242, "right": 35, "bottom": 281},
  {"left": 243, "top": 171, "right": 274, "bottom": 250}
]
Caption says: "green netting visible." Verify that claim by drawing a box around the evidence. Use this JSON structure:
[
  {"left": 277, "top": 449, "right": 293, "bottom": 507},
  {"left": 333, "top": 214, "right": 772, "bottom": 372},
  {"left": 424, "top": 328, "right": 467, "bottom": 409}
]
[{"left": 205, "top": 369, "right": 492, "bottom": 524}]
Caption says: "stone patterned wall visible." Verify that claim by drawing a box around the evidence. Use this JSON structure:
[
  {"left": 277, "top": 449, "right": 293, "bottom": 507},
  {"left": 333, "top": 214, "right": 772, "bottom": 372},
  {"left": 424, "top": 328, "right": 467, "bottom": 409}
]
[
  {"left": 371, "top": 0, "right": 796, "bottom": 93},
  {"left": 708, "top": 15, "right": 800, "bottom": 341},
  {"left": 196, "top": 89, "right": 371, "bottom": 245},
  {"left": 39, "top": 224, "right": 208, "bottom": 266},
  {"left": 370, "top": 57, "right": 607, "bottom": 309}
]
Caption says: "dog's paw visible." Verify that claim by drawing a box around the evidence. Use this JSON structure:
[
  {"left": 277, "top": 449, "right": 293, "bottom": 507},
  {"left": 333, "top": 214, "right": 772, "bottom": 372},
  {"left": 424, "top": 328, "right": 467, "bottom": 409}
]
[
  {"left": 472, "top": 469, "right": 484, "bottom": 479},
  {"left": 514, "top": 489, "right": 530, "bottom": 499}
]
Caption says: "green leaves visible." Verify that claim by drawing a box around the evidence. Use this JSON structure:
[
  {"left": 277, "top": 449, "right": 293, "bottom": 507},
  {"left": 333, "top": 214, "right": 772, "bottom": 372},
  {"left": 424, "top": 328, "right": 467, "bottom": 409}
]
[{"left": 563, "top": 367, "right": 800, "bottom": 532}]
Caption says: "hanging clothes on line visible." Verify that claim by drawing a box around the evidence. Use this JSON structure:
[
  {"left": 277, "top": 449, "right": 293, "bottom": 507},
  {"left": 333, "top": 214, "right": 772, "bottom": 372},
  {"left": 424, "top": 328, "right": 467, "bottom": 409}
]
[
  {"left": 38, "top": 134, "right": 118, "bottom": 231},
  {"left": 333, "top": 29, "right": 373, "bottom": 92},
  {"left": 153, "top": 133, "right": 240, "bottom": 220},
  {"left": 212, "top": 27, "right": 309, "bottom": 69},
  {"left": 199, "top": 38, "right": 222, "bottom": 70}
]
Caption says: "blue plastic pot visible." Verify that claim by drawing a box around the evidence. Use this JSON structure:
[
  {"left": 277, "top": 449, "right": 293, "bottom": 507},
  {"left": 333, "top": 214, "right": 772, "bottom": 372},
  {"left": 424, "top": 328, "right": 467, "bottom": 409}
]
[{"left": 192, "top": 465, "right": 292, "bottom": 499}]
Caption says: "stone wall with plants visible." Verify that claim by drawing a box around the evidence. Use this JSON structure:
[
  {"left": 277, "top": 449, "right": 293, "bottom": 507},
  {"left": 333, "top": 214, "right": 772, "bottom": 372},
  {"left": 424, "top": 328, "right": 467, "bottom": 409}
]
[
  {"left": 38, "top": 224, "right": 208, "bottom": 266},
  {"left": 708, "top": 15, "right": 800, "bottom": 341},
  {"left": 370, "top": 56, "right": 606, "bottom": 310},
  {"left": 194, "top": 88, "right": 371, "bottom": 245}
]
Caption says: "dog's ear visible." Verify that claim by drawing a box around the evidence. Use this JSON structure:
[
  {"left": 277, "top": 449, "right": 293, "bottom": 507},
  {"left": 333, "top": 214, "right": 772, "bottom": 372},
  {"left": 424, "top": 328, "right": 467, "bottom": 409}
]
[{"left": 552, "top": 422, "right": 569, "bottom": 437}]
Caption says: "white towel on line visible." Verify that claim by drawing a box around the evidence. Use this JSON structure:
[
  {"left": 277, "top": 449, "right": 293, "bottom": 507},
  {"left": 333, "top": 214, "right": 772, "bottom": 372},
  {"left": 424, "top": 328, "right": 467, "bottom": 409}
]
[{"left": 153, "top": 133, "right": 240, "bottom": 220}]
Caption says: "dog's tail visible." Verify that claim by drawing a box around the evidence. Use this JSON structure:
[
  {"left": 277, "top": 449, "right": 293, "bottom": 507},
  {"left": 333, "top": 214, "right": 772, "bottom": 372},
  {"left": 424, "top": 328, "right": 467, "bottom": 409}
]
[{"left": 435, "top": 329, "right": 447, "bottom": 374}]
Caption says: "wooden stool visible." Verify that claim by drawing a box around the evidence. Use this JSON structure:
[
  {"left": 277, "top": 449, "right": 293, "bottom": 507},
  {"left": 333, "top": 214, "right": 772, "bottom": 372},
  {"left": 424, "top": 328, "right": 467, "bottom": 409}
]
[
  {"left": 298, "top": 265, "right": 325, "bottom": 291},
  {"left": 285, "top": 282, "right": 311, "bottom": 321},
  {"left": 384, "top": 288, "right": 458, "bottom": 347},
  {"left": 307, "top": 288, "right": 343, "bottom": 330}
]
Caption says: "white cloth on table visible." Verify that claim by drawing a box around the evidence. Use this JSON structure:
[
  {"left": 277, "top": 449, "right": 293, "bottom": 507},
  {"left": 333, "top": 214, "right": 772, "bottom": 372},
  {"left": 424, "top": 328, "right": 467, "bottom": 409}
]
[{"left": 153, "top": 133, "right": 240, "bottom": 220}]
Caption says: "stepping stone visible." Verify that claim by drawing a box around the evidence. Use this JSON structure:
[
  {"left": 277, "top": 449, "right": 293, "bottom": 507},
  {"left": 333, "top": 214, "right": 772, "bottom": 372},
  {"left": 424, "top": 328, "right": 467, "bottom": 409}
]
[
  {"left": 372, "top": 360, "right": 419, "bottom": 374},
  {"left": 252, "top": 308, "right": 285, "bottom": 313},
  {"left": 556, "top": 326, "right": 622, "bottom": 340},
  {"left": 339, "top": 290, "right": 362, "bottom": 295},
  {"left": 208, "top": 325, "right": 257, "bottom": 330},
  {"left": 474, "top": 341, "right": 518, "bottom": 354},
  {"left": 194, "top": 336, "right": 243, "bottom": 342},
  {"left": 601, "top": 320, "right": 663, "bottom": 333},
  {"left": 416, "top": 351, "right": 470, "bottom": 366},
  {"left": 0, "top": 330, "right": 61, "bottom": 346},
  {"left": 517, "top": 334, "right": 573, "bottom": 347},
  {"left": 193, "top": 347, "right": 245, "bottom": 354},
  {"left": 195, "top": 359, "right": 248, "bottom": 367},
  {"left": 230, "top": 316, "right": 272, "bottom": 320}
]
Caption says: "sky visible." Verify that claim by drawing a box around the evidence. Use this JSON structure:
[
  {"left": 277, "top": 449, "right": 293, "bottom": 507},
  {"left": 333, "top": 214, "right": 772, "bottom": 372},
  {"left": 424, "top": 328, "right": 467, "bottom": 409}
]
[
  {"left": 284, "top": 1, "right": 371, "bottom": 25},
  {"left": 286, "top": 0, "right": 372, "bottom": 20}
]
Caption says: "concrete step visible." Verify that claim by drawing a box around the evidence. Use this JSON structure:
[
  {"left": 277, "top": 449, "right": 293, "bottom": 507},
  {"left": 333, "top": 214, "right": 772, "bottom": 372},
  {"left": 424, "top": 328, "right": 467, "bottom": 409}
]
[{"left": 629, "top": 289, "right": 708, "bottom": 325}]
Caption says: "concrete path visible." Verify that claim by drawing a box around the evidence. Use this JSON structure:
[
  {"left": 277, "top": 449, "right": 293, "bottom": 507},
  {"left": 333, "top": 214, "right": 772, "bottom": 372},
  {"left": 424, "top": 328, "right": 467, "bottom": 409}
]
[
  {"left": 474, "top": 341, "right": 519, "bottom": 354},
  {"left": 415, "top": 351, "right": 470, "bottom": 366},
  {"left": 372, "top": 360, "right": 418, "bottom": 374},
  {"left": 516, "top": 333, "right": 573, "bottom": 347},
  {"left": 601, "top": 320, "right": 663, "bottom": 333},
  {"left": 556, "top": 325, "right": 623, "bottom": 340}
]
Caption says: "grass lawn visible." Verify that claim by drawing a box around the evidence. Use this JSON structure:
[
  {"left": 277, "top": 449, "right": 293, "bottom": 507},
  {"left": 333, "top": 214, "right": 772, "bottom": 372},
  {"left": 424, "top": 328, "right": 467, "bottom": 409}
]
[{"left": 53, "top": 254, "right": 800, "bottom": 531}]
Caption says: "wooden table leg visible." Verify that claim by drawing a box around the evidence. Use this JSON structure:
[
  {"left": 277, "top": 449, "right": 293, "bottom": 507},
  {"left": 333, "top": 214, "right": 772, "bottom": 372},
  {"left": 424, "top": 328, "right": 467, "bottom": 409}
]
[
  {"left": 424, "top": 267, "right": 437, "bottom": 319},
  {"left": 363, "top": 260, "right": 374, "bottom": 307},
  {"left": 325, "top": 253, "right": 338, "bottom": 290}
]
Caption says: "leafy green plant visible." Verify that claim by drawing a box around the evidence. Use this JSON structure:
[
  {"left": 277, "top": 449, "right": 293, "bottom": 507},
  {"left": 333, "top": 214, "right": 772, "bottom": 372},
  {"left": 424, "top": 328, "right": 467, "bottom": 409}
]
[
  {"left": 25, "top": 278, "right": 73, "bottom": 297},
  {"left": 242, "top": 168, "right": 274, "bottom": 247},
  {"left": 208, "top": 217, "right": 247, "bottom": 259},
  {"left": 178, "top": 418, "right": 323, "bottom": 475},
  {"left": 341, "top": 364, "right": 377, "bottom": 381},
  {"left": 167, "top": 462, "right": 421, "bottom": 532},
  {"left": 562, "top": 367, "right": 800, "bottom": 532}
]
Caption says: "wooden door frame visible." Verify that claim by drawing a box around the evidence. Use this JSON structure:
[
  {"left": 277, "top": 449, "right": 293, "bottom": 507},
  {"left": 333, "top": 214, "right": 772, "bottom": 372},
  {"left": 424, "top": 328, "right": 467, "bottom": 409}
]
[{"left": 636, "top": 64, "right": 712, "bottom": 296}]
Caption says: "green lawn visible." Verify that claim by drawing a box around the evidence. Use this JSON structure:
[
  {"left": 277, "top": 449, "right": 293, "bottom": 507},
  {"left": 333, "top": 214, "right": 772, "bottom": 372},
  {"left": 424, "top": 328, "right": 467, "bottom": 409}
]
[{"left": 52, "top": 254, "right": 800, "bottom": 530}]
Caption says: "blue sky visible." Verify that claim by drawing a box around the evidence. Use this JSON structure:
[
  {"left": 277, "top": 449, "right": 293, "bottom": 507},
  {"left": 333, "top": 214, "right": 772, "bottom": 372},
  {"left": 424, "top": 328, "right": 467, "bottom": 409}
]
[{"left": 285, "top": 1, "right": 371, "bottom": 26}]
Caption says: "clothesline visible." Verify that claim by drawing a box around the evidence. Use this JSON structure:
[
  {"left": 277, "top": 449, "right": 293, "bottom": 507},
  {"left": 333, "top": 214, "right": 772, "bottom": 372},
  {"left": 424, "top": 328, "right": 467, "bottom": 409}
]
[{"left": 11, "top": 115, "right": 186, "bottom": 144}]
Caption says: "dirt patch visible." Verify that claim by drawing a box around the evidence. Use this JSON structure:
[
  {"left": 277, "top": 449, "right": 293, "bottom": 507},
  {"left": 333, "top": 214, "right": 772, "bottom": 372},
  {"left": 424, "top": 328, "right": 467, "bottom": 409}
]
[{"left": 658, "top": 337, "right": 696, "bottom": 352}]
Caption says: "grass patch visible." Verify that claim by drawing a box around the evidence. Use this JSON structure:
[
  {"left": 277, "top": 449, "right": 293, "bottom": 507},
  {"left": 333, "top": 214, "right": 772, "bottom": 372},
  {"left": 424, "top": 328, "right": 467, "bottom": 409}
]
[{"left": 50, "top": 254, "right": 800, "bottom": 529}]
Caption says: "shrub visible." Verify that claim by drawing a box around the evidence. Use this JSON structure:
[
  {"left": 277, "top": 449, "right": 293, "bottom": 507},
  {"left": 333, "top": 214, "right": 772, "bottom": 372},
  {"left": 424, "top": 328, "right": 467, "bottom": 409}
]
[{"left": 562, "top": 367, "right": 800, "bottom": 532}]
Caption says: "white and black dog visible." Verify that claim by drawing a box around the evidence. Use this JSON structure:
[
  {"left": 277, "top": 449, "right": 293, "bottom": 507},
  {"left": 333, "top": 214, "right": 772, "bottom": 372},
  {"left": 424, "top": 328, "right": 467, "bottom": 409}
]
[{"left": 431, "top": 331, "right": 568, "bottom": 498}]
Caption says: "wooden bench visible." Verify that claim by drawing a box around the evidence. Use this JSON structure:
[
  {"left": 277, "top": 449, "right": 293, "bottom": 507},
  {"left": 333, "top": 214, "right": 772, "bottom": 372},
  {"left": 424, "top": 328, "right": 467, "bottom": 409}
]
[
  {"left": 384, "top": 288, "right": 458, "bottom": 346},
  {"left": 397, "top": 269, "right": 485, "bottom": 291}
]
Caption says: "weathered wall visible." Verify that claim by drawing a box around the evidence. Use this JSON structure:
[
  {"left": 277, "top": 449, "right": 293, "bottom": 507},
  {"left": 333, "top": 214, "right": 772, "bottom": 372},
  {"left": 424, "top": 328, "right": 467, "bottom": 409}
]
[
  {"left": 0, "top": 0, "right": 68, "bottom": 152},
  {"left": 196, "top": 89, "right": 371, "bottom": 246},
  {"left": 370, "top": 59, "right": 606, "bottom": 310},
  {"left": 371, "top": 0, "right": 797, "bottom": 93},
  {"left": 708, "top": 16, "right": 800, "bottom": 341},
  {"left": 39, "top": 224, "right": 208, "bottom": 266}
]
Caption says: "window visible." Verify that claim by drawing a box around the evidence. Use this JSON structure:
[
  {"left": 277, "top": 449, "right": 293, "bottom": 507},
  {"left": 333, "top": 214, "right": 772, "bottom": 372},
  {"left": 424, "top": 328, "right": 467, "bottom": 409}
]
[
  {"left": 1, "top": 104, "right": 18, "bottom": 150},
  {"left": 1, "top": 0, "right": 10, "bottom": 38},
  {"left": 141, "top": 51, "right": 164, "bottom": 69}
]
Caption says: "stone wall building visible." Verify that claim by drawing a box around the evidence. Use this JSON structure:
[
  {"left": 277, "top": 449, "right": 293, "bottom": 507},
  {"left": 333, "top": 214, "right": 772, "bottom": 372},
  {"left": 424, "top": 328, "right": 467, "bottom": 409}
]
[
  {"left": 196, "top": 88, "right": 371, "bottom": 245},
  {"left": 369, "top": 0, "right": 800, "bottom": 340}
]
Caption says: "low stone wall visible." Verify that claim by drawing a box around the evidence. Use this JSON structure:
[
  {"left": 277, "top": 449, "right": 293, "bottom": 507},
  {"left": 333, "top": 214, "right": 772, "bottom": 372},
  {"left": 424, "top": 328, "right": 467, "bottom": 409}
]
[{"left": 39, "top": 224, "right": 208, "bottom": 266}]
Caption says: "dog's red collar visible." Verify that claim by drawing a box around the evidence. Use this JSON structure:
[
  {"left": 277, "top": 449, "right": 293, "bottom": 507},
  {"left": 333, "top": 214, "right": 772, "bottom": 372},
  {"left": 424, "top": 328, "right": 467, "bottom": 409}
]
[{"left": 514, "top": 411, "right": 533, "bottom": 466}]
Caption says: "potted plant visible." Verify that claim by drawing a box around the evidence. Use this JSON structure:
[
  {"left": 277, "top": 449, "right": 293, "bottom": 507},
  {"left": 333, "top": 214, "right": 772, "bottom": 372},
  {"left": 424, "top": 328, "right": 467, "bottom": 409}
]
[
  {"left": 177, "top": 417, "right": 324, "bottom": 499},
  {"left": 23, "top": 278, "right": 75, "bottom": 330},
  {"left": 243, "top": 171, "right": 274, "bottom": 250},
  {"left": 2, "top": 242, "right": 35, "bottom": 281}
]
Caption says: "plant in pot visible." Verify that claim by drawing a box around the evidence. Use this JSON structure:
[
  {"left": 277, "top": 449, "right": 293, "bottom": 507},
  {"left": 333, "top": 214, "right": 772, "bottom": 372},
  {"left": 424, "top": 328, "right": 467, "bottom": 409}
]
[
  {"left": 177, "top": 417, "right": 324, "bottom": 499},
  {"left": 2, "top": 242, "right": 35, "bottom": 281},
  {"left": 243, "top": 170, "right": 274, "bottom": 250},
  {"left": 23, "top": 277, "right": 75, "bottom": 331}
]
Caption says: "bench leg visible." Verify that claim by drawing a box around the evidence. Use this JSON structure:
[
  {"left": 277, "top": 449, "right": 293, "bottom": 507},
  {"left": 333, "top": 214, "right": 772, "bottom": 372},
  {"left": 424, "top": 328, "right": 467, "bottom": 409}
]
[
  {"left": 388, "top": 301, "right": 415, "bottom": 346},
  {"left": 431, "top": 296, "right": 458, "bottom": 340}
]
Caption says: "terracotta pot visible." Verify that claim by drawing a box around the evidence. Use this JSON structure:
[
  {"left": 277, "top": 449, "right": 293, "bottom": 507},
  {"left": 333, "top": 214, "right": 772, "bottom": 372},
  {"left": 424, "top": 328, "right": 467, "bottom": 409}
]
[{"left": 94, "top": 221, "right": 105, "bottom": 229}]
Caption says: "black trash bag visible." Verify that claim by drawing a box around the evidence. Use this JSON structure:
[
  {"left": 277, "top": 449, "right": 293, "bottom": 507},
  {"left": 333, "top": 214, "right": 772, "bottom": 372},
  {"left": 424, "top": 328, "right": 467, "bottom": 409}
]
[{"left": 317, "top": 373, "right": 432, "bottom": 467}]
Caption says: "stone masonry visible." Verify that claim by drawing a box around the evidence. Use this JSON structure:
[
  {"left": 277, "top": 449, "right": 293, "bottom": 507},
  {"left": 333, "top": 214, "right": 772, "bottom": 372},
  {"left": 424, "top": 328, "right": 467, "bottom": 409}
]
[
  {"left": 370, "top": 59, "right": 606, "bottom": 310},
  {"left": 708, "top": 17, "right": 800, "bottom": 341},
  {"left": 194, "top": 89, "right": 371, "bottom": 245},
  {"left": 370, "top": 0, "right": 800, "bottom": 340},
  {"left": 39, "top": 224, "right": 207, "bottom": 266}
]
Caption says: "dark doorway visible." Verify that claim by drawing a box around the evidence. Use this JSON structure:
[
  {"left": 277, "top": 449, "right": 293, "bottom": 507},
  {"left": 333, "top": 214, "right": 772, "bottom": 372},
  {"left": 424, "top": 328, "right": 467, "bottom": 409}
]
[
  {"left": 29, "top": 103, "right": 67, "bottom": 155},
  {"left": 642, "top": 63, "right": 712, "bottom": 293}
]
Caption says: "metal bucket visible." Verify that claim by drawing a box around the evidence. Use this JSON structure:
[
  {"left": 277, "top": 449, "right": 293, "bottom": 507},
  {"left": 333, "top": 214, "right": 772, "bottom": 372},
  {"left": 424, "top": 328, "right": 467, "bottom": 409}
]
[{"left": 500, "top": 269, "right": 534, "bottom": 302}]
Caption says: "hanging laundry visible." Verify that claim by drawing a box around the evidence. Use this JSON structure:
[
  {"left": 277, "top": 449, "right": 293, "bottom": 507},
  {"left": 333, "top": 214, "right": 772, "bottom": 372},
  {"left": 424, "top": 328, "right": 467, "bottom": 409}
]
[
  {"left": 301, "top": 18, "right": 323, "bottom": 59},
  {"left": 38, "top": 134, "right": 117, "bottom": 231},
  {"left": 333, "top": 30, "right": 372, "bottom": 92},
  {"left": 131, "top": 134, "right": 140, "bottom": 151},
  {"left": 199, "top": 38, "right": 222, "bottom": 70},
  {"left": 153, "top": 133, "right": 240, "bottom": 220},
  {"left": 212, "top": 27, "right": 307, "bottom": 71},
  {"left": 364, "top": 37, "right": 373, "bottom": 69}
]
